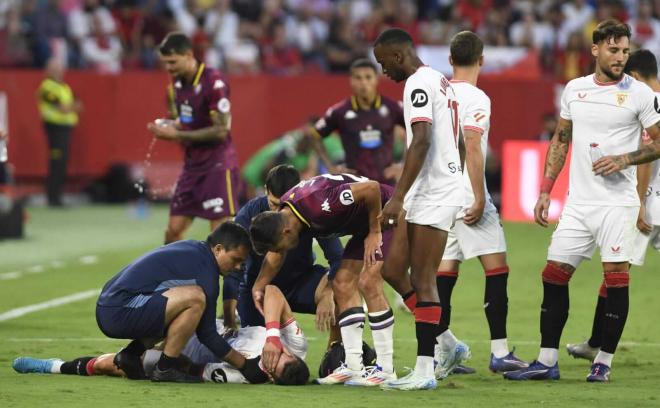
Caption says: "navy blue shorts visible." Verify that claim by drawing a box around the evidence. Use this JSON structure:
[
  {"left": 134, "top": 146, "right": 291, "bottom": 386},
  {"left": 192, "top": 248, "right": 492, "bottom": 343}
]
[
  {"left": 96, "top": 292, "right": 168, "bottom": 339},
  {"left": 238, "top": 264, "right": 327, "bottom": 327}
]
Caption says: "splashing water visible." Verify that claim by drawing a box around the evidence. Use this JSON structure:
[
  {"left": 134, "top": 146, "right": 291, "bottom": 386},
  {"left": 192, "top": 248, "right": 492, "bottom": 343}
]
[{"left": 133, "top": 137, "right": 157, "bottom": 196}]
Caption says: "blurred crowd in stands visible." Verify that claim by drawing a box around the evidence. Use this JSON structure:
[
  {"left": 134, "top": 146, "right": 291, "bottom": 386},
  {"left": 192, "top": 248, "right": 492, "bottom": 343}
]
[{"left": 1, "top": 0, "right": 659, "bottom": 80}]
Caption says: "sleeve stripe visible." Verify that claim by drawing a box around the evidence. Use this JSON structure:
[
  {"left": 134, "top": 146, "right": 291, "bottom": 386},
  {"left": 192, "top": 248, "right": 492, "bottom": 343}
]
[
  {"left": 464, "top": 125, "right": 485, "bottom": 134},
  {"left": 411, "top": 117, "right": 433, "bottom": 124}
]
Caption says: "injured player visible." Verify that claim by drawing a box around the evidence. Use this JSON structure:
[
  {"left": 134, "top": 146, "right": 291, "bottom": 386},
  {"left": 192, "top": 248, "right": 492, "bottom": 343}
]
[{"left": 12, "top": 284, "right": 310, "bottom": 385}]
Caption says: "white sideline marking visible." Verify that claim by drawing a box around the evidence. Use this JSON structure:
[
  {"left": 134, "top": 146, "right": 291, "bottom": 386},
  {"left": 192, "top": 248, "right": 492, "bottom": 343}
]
[
  {"left": 79, "top": 255, "right": 98, "bottom": 265},
  {"left": 0, "top": 255, "right": 96, "bottom": 282},
  {"left": 0, "top": 289, "right": 100, "bottom": 322},
  {"left": 0, "top": 271, "right": 22, "bottom": 280}
]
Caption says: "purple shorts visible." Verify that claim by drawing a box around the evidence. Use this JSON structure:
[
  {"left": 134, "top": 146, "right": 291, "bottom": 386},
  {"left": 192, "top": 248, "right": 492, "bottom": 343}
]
[
  {"left": 170, "top": 166, "right": 240, "bottom": 220},
  {"left": 342, "top": 228, "right": 393, "bottom": 262}
]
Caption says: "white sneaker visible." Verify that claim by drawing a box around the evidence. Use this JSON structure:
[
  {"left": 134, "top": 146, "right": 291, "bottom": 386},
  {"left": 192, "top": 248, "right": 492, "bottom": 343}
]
[
  {"left": 314, "top": 363, "right": 363, "bottom": 385},
  {"left": 435, "top": 341, "right": 471, "bottom": 380},
  {"left": 380, "top": 369, "right": 437, "bottom": 391},
  {"left": 345, "top": 365, "right": 397, "bottom": 387}
]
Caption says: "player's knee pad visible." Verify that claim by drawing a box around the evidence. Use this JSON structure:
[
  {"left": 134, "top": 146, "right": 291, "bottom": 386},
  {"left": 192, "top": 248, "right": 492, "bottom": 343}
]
[
  {"left": 484, "top": 266, "right": 509, "bottom": 277},
  {"left": 542, "top": 262, "right": 573, "bottom": 285},
  {"left": 604, "top": 270, "right": 630, "bottom": 289}
]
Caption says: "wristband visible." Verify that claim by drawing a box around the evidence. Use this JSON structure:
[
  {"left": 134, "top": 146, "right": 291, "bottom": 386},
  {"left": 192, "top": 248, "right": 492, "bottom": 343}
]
[
  {"left": 265, "top": 321, "right": 283, "bottom": 350},
  {"left": 540, "top": 176, "right": 555, "bottom": 194}
]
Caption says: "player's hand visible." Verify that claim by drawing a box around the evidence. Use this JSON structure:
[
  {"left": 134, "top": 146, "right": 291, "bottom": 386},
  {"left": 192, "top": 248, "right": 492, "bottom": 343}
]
[
  {"left": 593, "top": 155, "right": 628, "bottom": 176},
  {"left": 363, "top": 231, "right": 383, "bottom": 267},
  {"left": 222, "top": 325, "right": 238, "bottom": 339},
  {"left": 252, "top": 289, "right": 265, "bottom": 316},
  {"left": 464, "top": 199, "right": 485, "bottom": 226},
  {"left": 383, "top": 163, "right": 403, "bottom": 181},
  {"left": 534, "top": 193, "right": 551, "bottom": 227},
  {"left": 261, "top": 341, "right": 283, "bottom": 374},
  {"left": 315, "top": 294, "right": 335, "bottom": 332},
  {"left": 381, "top": 197, "right": 403, "bottom": 229},
  {"left": 330, "top": 164, "right": 357, "bottom": 175},
  {"left": 637, "top": 205, "right": 652, "bottom": 234},
  {"left": 147, "top": 121, "right": 179, "bottom": 141}
]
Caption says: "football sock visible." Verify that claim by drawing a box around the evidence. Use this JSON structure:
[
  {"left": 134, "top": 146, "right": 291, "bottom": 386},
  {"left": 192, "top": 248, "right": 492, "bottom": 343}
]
[
  {"left": 594, "top": 351, "right": 614, "bottom": 367},
  {"left": 50, "top": 360, "right": 64, "bottom": 374},
  {"left": 414, "top": 356, "right": 435, "bottom": 378},
  {"left": 436, "top": 271, "right": 458, "bottom": 333},
  {"left": 157, "top": 353, "right": 180, "bottom": 371},
  {"left": 338, "top": 307, "right": 365, "bottom": 371},
  {"left": 60, "top": 357, "right": 96, "bottom": 376},
  {"left": 368, "top": 308, "right": 395, "bottom": 373},
  {"left": 124, "top": 339, "right": 147, "bottom": 356},
  {"left": 540, "top": 263, "right": 572, "bottom": 350},
  {"left": 415, "top": 302, "right": 441, "bottom": 358},
  {"left": 491, "top": 338, "right": 509, "bottom": 359},
  {"left": 402, "top": 290, "right": 417, "bottom": 313},
  {"left": 601, "top": 283, "right": 629, "bottom": 355},
  {"left": 484, "top": 268, "right": 509, "bottom": 341},
  {"left": 436, "top": 329, "right": 458, "bottom": 352},
  {"left": 588, "top": 284, "right": 607, "bottom": 349},
  {"left": 538, "top": 348, "right": 558, "bottom": 367}
]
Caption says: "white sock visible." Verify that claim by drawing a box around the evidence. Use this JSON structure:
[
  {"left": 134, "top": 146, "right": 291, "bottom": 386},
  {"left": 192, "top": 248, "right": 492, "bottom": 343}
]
[
  {"left": 491, "top": 338, "right": 509, "bottom": 358},
  {"left": 594, "top": 351, "right": 613, "bottom": 367},
  {"left": 414, "top": 356, "right": 435, "bottom": 377},
  {"left": 437, "top": 329, "right": 458, "bottom": 352},
  {"left": 339, "top": 309, "right": 365, "bottom": 371},
  {"left": 368, "top": 308, "right": 395, "bottom": 373},
  {"left": 538, "top": 348, "right": 558, "bottom": 366},
  {"left": 203, "top": 363, "right": 248, "bottom": 384},
  {"left": 50, "top": 360, "right": 64, "bottom": 374}
]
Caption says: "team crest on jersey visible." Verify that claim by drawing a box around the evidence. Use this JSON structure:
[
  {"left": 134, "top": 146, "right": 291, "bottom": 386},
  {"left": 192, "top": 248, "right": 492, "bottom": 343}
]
[
  {"left": 345, "top": 110, "right": 357, "bottom": 120},
  {"left": 339, "top": 189, "right": 354, "bottom": 205},
  {"left": 616, "top": 93, "right": 628, "bottom": 106},
  {"left": 217, "top": 98, "right": 231, "bottom": 113},
  {"left": 202, "top": 197, "right": 224, "bottom": 213},
  {"left": 379, "top": 105, "right": 389, "bottom": 117},
  {"left": 321, "top": 199, "right": 331, "bottom": 212}
]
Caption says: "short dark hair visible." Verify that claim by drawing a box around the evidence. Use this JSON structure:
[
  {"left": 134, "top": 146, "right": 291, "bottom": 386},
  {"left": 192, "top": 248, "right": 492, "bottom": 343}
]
[
  {"left": 350, "top": 58, "right": 378, "bottom": 73},
  {"left": 265, "top": 165, "right": 300, "bottom": 197},
  {"left": 249, "top": 211, "right": 285, "bottom": 255},
  {"left": 274, "top": 356, "right": 310, "bottom": 386},
  {"left": 206, "top": 221, "right": 251, "bottom": 251},
  {"left": 450, "top": 31, "right": 484, "bottom": 67},
  {"left": 159, "top": 32, "right": 192, "bottom": 56},
  {"left": 624, "top": 49, "right": 658, "bottom": 79},
  {"left": 374, "top": 28, "right": 413, "bottom": 47},
  {"left": 592, "top": 19, "right": 631, "bottom": 45}
]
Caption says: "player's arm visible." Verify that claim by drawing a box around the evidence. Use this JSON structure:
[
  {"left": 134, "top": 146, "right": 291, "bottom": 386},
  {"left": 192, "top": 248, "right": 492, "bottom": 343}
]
[
  {"left": 221, "top": 271, "right": 242, "bottom": 335},
  {"left": 261, "top": 284, "right": 293, "bottom": 373},
  {"left": 349, "top": 180, "right": 383, "bottom": 266},
  {"left": 463, "top": 127, "right": 486, "bottom": 225},
  {"left": 593, "top": 120, "right": 660, "bottom": 174},
  {"left": 314, "top": 272, "right": 335, "bottom": 331},
  {"left": 534, "top": 117, "right": 572, "bottom": 227},
  {"left": 310, "top": 128, "right": 336, "bottom": 172},
  {"left": 252, "top": 250, "right": 286, "bottom": 315},
  {"left": 175, "top": 110, "right": 231, "bottom": 142}
]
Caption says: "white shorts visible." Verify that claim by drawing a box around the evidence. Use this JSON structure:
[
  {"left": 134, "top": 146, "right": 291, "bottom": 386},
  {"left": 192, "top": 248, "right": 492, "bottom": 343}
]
[
  {"left": 443, "top": 207, "right": 507, "bottom": 262},
  {"left": 404, "top": 204, "right": 461, "bottom": 232},
  {"left": 630, "top": 225, "right": 660, "bottom": 266},
  {"left": 547, "top": 204, "right": 638, "bottom": 268}
]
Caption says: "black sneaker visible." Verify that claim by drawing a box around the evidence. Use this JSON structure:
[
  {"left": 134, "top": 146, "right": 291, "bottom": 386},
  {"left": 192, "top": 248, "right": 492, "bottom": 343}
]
[
  {"left": 151, "top": 366, "right": 203, "bottom": 383},
  {"left": 113, "top": 348, "right": 147, "bottom": 380}
]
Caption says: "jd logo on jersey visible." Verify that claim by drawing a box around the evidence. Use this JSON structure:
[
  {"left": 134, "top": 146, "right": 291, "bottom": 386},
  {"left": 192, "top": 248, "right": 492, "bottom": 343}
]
[
  {"left": 654, "top": 96, "right": 660, "bottom": 113},
  {"left": 411, "top": 89, "right": 428, "bottom": 107}
]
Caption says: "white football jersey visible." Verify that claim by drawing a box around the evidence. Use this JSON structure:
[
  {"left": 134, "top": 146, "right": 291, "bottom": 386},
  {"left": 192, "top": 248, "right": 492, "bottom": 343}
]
[
  {"left": 643, "top": 91, "right": 660, "bottom": 225},
  {"left": 560, "top": 74, "right": 660, "bottom": 206},
  {"left": 229, "top": 324, "right": 307, "bottom": 360},
  {"left": 450, "top": 80, "right": 496, "bottom": 214},
  {"left": 402, "top": 66, "right": 464, "bottom": 207}
]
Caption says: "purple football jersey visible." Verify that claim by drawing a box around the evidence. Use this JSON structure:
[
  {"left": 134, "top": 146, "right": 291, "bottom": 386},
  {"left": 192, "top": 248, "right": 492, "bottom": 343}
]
[
  {"left": 281, "top": 174, "right": 393, "bottom": 238},
  {"left": 168, "top": 63, "right": 238, "bottom": 171},
  {"left": 313, "top": 95, "right": 404, "bottom": 184}
]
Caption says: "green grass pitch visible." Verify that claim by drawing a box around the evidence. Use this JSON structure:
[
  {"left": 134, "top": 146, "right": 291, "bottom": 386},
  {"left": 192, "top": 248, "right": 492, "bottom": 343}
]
[{"left": 1, "top": 205, "right": 659, "bottom": 407}]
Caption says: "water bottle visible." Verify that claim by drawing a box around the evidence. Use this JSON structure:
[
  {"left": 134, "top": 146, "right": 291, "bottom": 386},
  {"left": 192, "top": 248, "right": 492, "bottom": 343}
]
[
  {"left": 0, "top": 139, "right": 7, "bottom": 163},
  {"left": 590, "top": 142, "right": 621, "bottom": 183}
]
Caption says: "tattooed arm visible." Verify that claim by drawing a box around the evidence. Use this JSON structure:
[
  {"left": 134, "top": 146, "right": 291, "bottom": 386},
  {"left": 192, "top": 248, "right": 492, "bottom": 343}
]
[
  {"left": 593, "top": 120, "right": 660, "bottom": 176},
  {"left": 534, "top": 118, "right": 572, "bottom": 227}
]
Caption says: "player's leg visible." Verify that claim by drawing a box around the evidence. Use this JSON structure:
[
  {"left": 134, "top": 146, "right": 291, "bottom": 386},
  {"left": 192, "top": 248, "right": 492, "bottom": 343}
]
[
  {"left": 505, "top": 205, "right": 593, "bottom": 381},
  {"left": 209, "top": 216, "right": 233, "bottom": 233},
  {"left": 380, "top": 214, "right": 416, "bottom": 312},
  {"left": 202, "top": 167, "right": 239, "bottom": 235},
  {"left": 567, "top": 281, "right": 605, "bottom": 361},
  {"left": 165, "top": 215, "right": 193, "bottom": 244},
  {"left": 316, "top": 257, "right": 364, "bottom": 384}
]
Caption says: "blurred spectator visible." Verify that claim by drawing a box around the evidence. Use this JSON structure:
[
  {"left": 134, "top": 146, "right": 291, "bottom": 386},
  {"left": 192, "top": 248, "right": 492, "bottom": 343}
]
[
  {"left": 555, "top": 30, "right": 592, "bottom": 83},
  {"left": 324, "top": 14, "right": 366, "bottom": 72},
  {"left": 285, "top": 2, "right": 328, "bottom": 64},
  {"left": 509, "top": 10, "right": 554, "bottom": 49},
  {"left": 32, "top": 0, "right": 69, "bottom": 67},
  {"left": 261, "top": 19, "right": 303, "bottom": 75},
  {"left": 419, "top": 5, "right": 464, "bottom": 45},
  {"left": 80, "top": 14, "right": 123, "bottom": 73},
  {"left": 537, "top": 112, "right": 558, "bottom": 142},
  {"left": 111, "top": 0, "right": 143, "bottom": 63},
  {"left": 138, "top": 0, "right": 175, "bottom": 68},
  {"left": 204, "top": 0, "right": 240, "bottom": 56},
  {"left": 390, "top": 0, "right": 422, "bottom": 44},
  {"left": 0, "top": 1, "right": 32, "bottom": 67},
  {"left": 561, "top": 0, "right": 595, "bottom": 41},
  {"left": 479, "top": 6, "right": 510, "bottom": 46},
  {"left": 458, "top": 0, "right": 493, "bottom": 32},
  {"left": 629, "top": 0, "right": 660, "bottom": 50},
  {"left": 69, "top": 0, "right": 116, "bottom": 42}
]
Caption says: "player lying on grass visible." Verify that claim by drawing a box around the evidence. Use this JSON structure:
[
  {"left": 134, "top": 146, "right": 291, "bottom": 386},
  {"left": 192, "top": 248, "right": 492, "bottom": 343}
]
[
  {"left": 567, "top": 49, "right": 660, "bottom": 362},
  {"left": 13, "top": 285, "right": 310, "bottom": 385},
  {"left": 234, "top": 165, "right": 342, "bottom": 340},
  {"left": 250, "top": 172, "right": 411, "bottom": 386},
  {"left": 94, "top": 221, "right": 267, "bottom": 384}
]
